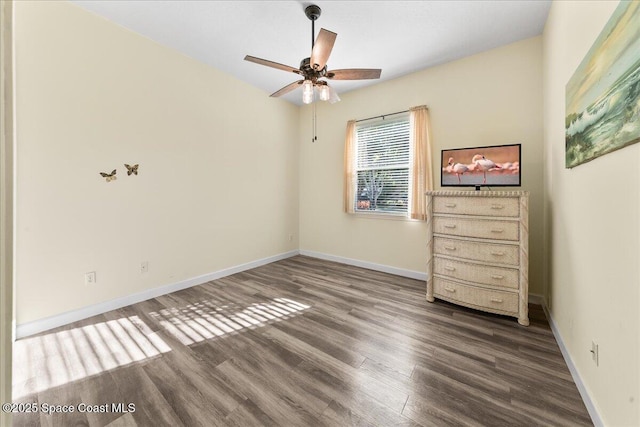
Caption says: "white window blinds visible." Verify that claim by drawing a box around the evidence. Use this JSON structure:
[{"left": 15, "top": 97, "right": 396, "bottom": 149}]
[{"left": 355, "top": 116, "right": 410, "bottom": 214}]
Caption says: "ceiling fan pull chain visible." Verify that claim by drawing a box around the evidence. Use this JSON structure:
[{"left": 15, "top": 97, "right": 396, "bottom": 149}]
[{"left": 312, "top": 101, "right": 318, "bottom": 142}]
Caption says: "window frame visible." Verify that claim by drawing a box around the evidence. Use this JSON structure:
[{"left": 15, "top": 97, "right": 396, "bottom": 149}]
[{"left": 353, "top": 114, "right": 412, "bottom": 218}]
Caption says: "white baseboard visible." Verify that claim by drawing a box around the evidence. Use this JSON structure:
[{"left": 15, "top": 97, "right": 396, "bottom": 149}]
[
  {"left": 299, "top": 249, "right": 427, "bottom": 281},
  {"left": 528, "top": 293, "right": 544, "bottom": 306},
  {"left": 16, "top": 250, "right": 299, "bottom": 339},
  {"left": 542, "top": 304, "right": 603, "bottom": 427}
]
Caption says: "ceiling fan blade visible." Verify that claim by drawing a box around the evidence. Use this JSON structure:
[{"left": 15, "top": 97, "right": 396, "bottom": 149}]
[
  {"left": 270, "top": 80, "right": 304, "bottom": 98},
  {"left": 326, "top": 68, "right": 382, "bottom": 80},
  {"left": 310, "top": 28, "right": 337, "bottom": 70},
  {"left": 244, "top": 55, "right": 301, "bottom": 75}
]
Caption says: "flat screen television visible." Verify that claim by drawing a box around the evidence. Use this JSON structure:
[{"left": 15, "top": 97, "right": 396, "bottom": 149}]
[{"left": 441, "top": 143, "right": 521, "bottom": 189}]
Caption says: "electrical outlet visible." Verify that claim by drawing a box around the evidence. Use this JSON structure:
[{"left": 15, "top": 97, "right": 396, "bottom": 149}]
[
  {"left": 85, "top": 271, "right": 96, "bottom": 285},
  {"left": 591, "top": 341, "right": 599, "bottom": 366},
  {"left": 141, "top": 261, "right": 149, "bottom": 274},
  {"left": 288, "top": 233, "right": 294, "bottom": 242}
]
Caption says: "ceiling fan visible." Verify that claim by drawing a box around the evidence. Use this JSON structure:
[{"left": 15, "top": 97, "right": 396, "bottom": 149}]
[{"left": 244, "top": 4, "right": 382, "bottom": 104}]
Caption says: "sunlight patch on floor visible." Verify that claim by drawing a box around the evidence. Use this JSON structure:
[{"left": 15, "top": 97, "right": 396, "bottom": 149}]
[
  {"left": 149, "top": 297, "right": 311, "bottom": 346},
  {"left": 13, "top": 297, "right": 311, "bottom": 399},
  {"left": 12, "top": 316, "right": 170, "bottom": 399}
]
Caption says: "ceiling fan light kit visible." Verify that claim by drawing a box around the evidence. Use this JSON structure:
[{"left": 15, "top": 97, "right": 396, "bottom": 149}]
[
  {"left": 302, "top": 80, "right": 314, "bottom": 104},
  {"left": 244, "top": 4, "right": 381, "bottom": 105},
  {"left": 318, "top": 84, "right": 330, "bottom": 102}
]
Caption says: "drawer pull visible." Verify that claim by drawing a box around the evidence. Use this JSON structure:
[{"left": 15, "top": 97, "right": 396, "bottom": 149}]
[
  {"left": 491, "top": 251, "right": 505, "bottom": 256},
  {"left": 444, "top": 266, "right": 456, "bottom": 271},
  {"left": 444, "top": 287, "right": 456, "bottom": 293},
  {"left": 444, "top": 224, "right": 457, "bottom": 229},
  {"left": 490, "top": 298, "right": 503, "bottom": 303},
  {"left": 491, "top": 275, "right": 505, "bottom": 280},
  {"left": 444, "top": 245, "right": 457, "bottom": 251},
  {"left": 490, "top": 229, "right": 504, "bottom": 234},
  {"left": 445, "top": 203, "right": 457, "bottom": 208},
  {"left": 491, "top": 204, "right": 505, "bottom": 210}
]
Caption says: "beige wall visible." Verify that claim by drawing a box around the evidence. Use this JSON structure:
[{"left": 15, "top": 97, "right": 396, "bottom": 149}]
[
  {"left": 299, "top": 37, "right": 545, "bottom": 294},
  {"left": 543, "top": 1, "right": 639, "bottom": 425},
  {"left": 1, "top": 0, "right": 14, "bottom": 423},
  {"left": 14, "top": 1, "right": 300, "bottom": 325}
]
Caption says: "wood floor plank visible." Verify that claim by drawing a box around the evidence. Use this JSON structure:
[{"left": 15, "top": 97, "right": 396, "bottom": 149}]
[
  {"left": 295, "top": 360, "right": 422, "bottom": 427},
  {"left": 142, "top": 358, "right": 227, "bottom": 426},
  {"left": 224, "top": 399, "right": 278, "bottom": 427},
  {"left": 109, "top": 364, "right": 184, "bottom": 427},
  {"left": 214, "top": 358, "right": 322, "bottom": 426},
  {"left": 320, "top": 399, "right": 420, "bottom": 427},
  {"left": 105, "top": 413, "right": 137, "bottom": 427},
  {"left": 12, "top": 255, "right": 592, "bottom": 426},
  {"left": 77, "top": 367, "right": 128, "bottom": 427},
  {"left": 37, "top": 378, "right": 90, "bottom": 427}
]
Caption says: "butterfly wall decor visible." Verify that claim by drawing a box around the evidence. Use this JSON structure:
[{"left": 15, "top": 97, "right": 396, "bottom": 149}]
[
  {"left": 99, "top": 169, "right": 117, "bottom": 182},
  {"left": 125, "top": 164, "right": 139, "bottom": 176}
]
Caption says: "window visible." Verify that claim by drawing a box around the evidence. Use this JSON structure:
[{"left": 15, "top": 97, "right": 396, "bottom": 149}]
[
  {"left": 354, "top": 116, "right": 411, "bottom": 215},
  {"left": 344, "top": 106, "right": 431, "bottom": 220}
]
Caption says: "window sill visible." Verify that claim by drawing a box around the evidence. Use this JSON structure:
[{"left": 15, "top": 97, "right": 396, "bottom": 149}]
[{"left": 351, "top": 211, "right": 414, "bottom": 221}]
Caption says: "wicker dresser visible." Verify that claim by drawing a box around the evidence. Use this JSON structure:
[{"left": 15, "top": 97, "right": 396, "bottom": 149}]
[{"left": 425, "top": 191, "right": 529, "bottom": 326}]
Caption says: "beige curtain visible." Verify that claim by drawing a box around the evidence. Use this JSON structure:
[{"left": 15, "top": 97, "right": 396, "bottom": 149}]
[
  {"left": 343, "top": 120, "right": 357, "bottom": 213},
  {"left": 409, "top": 106, "right": 433, "bottom": 220}
]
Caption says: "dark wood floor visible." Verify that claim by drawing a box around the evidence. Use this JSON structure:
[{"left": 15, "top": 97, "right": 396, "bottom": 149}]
[{"left": 12, "top": 256, "right": 592, "bottom": 426}]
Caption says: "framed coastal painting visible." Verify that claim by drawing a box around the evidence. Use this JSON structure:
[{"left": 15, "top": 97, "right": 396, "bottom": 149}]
[{"left": 565, "top": 1, "right": 640, "bottom": 168}]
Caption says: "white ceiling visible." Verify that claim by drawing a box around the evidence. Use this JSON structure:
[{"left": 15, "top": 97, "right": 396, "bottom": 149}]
[{"left": 71, "top": 0, "right": 551, "bottom": 105}]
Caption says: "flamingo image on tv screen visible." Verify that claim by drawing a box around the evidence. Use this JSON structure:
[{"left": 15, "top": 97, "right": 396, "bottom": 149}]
[{"left": 441, "top": 144, "right": 521, "bottom": 187}]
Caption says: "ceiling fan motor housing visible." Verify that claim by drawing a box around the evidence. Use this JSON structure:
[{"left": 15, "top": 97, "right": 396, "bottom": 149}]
[
  {"left": 304, "top": 5, "right": 321, "bottom": 21},
  {"left": 299, "top": 57, "right": 327, "bottom": 81}
]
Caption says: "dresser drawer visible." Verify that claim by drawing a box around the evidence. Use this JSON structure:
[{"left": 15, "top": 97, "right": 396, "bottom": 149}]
[
  {"left": 434, "top": 237, "right": 519, "bottom": 266},
  {"left": 433, "top": 196, "right": 519, "bottom": 217},
  {"left": 434, "top": 257, "right": 519, "bottom": 289},
  {"left": 433, "top": 277, "right": 518, "bottom": 315},
  {"left": 433, "top": 217, "right": 519, "bottom": 241}
]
